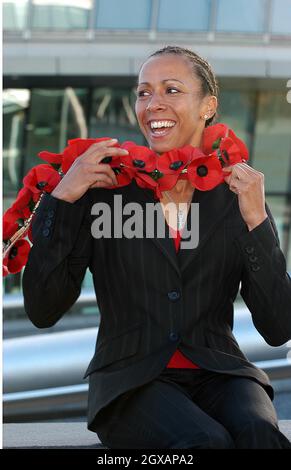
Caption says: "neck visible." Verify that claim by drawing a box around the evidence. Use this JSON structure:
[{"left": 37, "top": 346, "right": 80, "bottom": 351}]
[{"left": 171, "top": 179, "right": 193, "bottom": 196}]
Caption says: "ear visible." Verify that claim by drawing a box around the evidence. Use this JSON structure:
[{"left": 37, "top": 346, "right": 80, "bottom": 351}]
[{"left": 200, "top": 95, "right": 218, "bottom": 121}]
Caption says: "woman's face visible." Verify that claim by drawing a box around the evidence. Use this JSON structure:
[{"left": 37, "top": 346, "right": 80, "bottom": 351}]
[{"left": 135, "top": 54, "right": 213, "bottom": 154}]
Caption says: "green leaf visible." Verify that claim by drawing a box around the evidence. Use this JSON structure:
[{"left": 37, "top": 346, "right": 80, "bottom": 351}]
[
  {"left": 150, "top": 169, "right": 164, "bottom": 181},
  {"left": 51, "top": 163, "right": 61, "bottom": 171},
  {"left": 17, "top": 218, "right": 25, "bottom": 227},
  {"left": 212, "top": 138, "right": 222, "bottom": 150}
]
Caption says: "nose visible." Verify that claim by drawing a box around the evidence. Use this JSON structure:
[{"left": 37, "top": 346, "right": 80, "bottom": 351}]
[{"left": 146, "top": 95, "right": 167, "bottom": 112}]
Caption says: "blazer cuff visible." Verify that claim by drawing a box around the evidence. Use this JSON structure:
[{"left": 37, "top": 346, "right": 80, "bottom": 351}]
[
  {"left": 31, "top": 191, "right": 89, "bottom": 247},
  {"left": 236, "top": 217, "right": 281, "bottom": 275}
]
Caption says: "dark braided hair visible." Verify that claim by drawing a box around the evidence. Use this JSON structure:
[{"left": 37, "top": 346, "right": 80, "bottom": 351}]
[{"left": 147, "top": 45, "right": 219, "bottom": 127}]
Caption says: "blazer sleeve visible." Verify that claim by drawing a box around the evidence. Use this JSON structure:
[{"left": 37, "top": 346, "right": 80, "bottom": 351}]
[
  {"left": 236, "top": 206, "right": 291, "bottom": 346},
  {"left": 22, "top": 191, "right": 93, "bottom": 328}
]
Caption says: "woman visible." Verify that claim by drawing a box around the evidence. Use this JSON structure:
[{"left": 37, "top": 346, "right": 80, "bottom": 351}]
[{"left": 23, "top": 46, "right": 291, "bottom": 449}]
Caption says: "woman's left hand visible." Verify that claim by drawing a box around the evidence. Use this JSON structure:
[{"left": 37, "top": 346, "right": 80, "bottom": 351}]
[{"left": 222, "top": 163, "right": 268, "bottom": 231}]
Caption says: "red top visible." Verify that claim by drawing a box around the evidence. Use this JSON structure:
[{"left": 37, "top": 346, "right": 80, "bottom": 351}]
[{"left": 166, "top": 226, "right": 200, "bottom": 369}]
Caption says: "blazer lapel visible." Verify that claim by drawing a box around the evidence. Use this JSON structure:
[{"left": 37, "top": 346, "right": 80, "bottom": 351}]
[
  {"left": 178, "top": 183, "right": 237, "bottom": 272},
  {"left": 128, "top": 180, "right": 180, "bottom": 277},
  {"left": 127, "top": 180, "right": 237, "bottom": 276}
]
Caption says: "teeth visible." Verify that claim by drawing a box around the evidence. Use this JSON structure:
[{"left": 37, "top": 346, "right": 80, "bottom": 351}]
[{"left": 150, "top": 121, "right": 175, "bottom": 129}]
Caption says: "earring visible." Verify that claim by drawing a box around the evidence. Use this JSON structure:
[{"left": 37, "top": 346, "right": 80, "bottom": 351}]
[{"left": 204, "top": 114, "right": 208, "bottom": 120}]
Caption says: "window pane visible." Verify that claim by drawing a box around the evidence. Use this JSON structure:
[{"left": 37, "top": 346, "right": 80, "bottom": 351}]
[
  {"left": 271, "top": 0, "right": 291, "bottom": 34},
  {"left": 218, "top": 90, "right": 256, "bottom": 149},
  {"left": 89, "top": 87, "right": 145, "bottom": 144},
  {"left": 3, "top": 0, "right": 28, "bottom": 30},
  {"left": 96, "top": 0, "right": 151, "bottom": 29},
  {"left": 31, "top": 0, "right": 92, "bottom": 29},
  {"left": 3, "top": 89, "right": 30, "bottom": 298},
  {"left": 266, "top": 196, "right": 291, "bottom": 272},
  {"left": 24, "top": 88, "right": 89, "bottom": 173},
  {"left": 157, "top": 0, "right": 210, "bottom": 31},
  {"left": 3, "top": 89, "right": 29, "bottom": 197},
  {"left": 252, "top": 91, "right": 291, "bottom": 193},
  {"left": 216, "top": 0, "right": 266, "bottom": 32}
]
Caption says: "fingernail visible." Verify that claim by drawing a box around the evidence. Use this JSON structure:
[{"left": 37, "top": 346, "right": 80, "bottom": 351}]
[{"left": 109, "top": 138, "right": 118, "bottom": 143}]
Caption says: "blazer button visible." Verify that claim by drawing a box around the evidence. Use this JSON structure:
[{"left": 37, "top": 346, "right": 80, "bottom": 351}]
[
  {"left": 251, "top": 264, "right": 260, "bottom": 272},
  {"left": 248, "top": 255, "right": 258, "bottom": 263},
  {"left": 245, "top": 245, "right": 255, "bottom": 254},
  {"left": 44, "top": 219, "right": 53, "bottom": 227},
  {"left": 169, "top": 332, "right": 179, "bottom": 342},
  {"left": 167, "top": 290, "right": 181, "bottom": 301},
  {"left": 47, "top": 210, "right": 55, "bottom": 218},
  {"left": 42, "top": 228, "right": 50, "bottom": 237}
]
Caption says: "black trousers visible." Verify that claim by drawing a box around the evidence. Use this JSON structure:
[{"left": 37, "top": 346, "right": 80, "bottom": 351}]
[{"left": 92, "top": 367, "right": 291, "bottom": 449}]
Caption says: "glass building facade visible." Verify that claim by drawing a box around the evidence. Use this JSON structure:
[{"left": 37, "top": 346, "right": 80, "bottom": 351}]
[
  {"left": 3, "top": 0, "right": 291, "bottom": 34},
  {"left": 3, "top": 0, "right": 291, "bottom": 331}
]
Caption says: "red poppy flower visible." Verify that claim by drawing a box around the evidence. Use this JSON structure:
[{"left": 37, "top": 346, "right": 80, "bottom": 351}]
[
  {"left": 3, "top": 208, "right": 20, "bottom": 241},
  {"left": 23, "top": 164, "right": 61, "bottom": 194},
  {"left": 202, "top": 123, "right": 228, "bottom": 155},
  {"left": 119, "top": 143, "right": 158, "bottom": 190},
  {"left": 156, "top": 146, "right": 203, "bottom": 191},
  {"left": 38, "top": 150, "right": 63, "bottom": 165},
  {"left": 11, "top": 187, "right": 35, "bottom": 217},
  {"left": 62, "top": 137, "right": 114, "bottom": 173},
  {"left": 4, "top": 239, "right": 31, "bottom": 274},
  {"left": 217, "top": 138, "right": 241, "bottom": 166},
  {"left": 187, "top": 155, "right": 224, "bottom": 191},
  {"left": 121, "top": 143, "right": 157, "bottom": 173},
  {"left": 135, "top": 172, "right": 160, "bottom": 196},
  {"left": 104, "top": 167, "right": 134, "bottom": 189},
  {"left": 227, "top": 129, "right": 249, "bottom": 161}
]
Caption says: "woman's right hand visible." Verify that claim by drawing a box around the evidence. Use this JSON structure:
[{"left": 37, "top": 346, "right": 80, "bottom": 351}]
[{"left": 51, "top": 139, "right": 129, "bottom": 203}]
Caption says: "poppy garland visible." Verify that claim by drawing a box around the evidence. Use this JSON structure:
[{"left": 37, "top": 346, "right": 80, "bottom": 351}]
[{"left": 2, "top": 123, "right": 248, "bottom": 276}]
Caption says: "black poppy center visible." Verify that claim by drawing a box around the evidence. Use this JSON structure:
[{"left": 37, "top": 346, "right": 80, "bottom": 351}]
[
  {"left": 101, "top": 156, "right": 112, "bottom": 164},
  {"left": 133, "top": 159, "right": 146, "bottom": 168},
  {"left": 197, "top": 165, "right": 208, "bottom": 177},
  {"left": 169, "top": 160, "right": 183, "bottom": 170},
  {"left": 9, "top": 246, "right": 18, "bottom": 259},
  {"left": 36, "top": 181, "right": 47, "bottom": 189}
]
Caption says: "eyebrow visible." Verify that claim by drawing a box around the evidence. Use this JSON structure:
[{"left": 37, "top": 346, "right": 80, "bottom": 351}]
[{"left": 137, "top": 79, "right": 185, "bottom": 86}]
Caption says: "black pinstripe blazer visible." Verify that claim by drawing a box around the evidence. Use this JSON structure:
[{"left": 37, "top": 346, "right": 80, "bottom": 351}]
[{"left": 22, "top": 180, "right": 291, "bottom": 429}]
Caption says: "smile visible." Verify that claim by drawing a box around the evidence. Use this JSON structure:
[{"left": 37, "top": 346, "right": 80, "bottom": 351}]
[{"left": 147, "top": 120, "right": 176, "bottom": 139}]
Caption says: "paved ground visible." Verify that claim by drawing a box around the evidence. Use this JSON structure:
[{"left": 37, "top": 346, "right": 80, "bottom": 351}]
[
  {"left": 3, "top": 422, "right": 291, "bottom": 449},
  {"left": 273, "top": 392, "right": 291, "bottom": 419}
]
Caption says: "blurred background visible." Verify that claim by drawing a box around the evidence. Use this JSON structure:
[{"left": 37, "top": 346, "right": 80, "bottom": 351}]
[{"left": 2, "top": 0, "right": 291, "bottom": 423}]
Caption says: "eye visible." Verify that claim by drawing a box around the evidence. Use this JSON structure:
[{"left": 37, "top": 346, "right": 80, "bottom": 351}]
[
  {"left": 137, "top": 89, "right": 150, "bottom": 97},
  {"left": 167, "top": 87, "right": 179, "bottom": 94}
]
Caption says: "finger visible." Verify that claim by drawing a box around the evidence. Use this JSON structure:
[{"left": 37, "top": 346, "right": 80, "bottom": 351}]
[
  {"left": 223, "top": 164, "right": 250, "bottom": 183},
  {"left": 94, "top": 147, "right": 129, "bottom": 163},
  {"left": 89, "top": 172, "right": 115, "bottom": 187},
  {"left": 82, "top": 162, "right": 117, "bottom": 185},
  {"left": 78, "top": 138, "right": 118, "bottom": 159},
  {"left": 237, "top": 164, "right": 264, "bottom": 180},
  {"left": 79, "top": 138, "right": 124, "bottom": 161},
  {"left": 96, "top": 164, "right": 118, "bottom": 185},
  {"left": 88, "top": 138, "right": 118, "bottom": 152}
]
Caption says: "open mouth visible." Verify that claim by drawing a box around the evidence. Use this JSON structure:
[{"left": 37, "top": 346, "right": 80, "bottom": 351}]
[{"left": 147, "top": 120, "right": 176, "bottom": 139}]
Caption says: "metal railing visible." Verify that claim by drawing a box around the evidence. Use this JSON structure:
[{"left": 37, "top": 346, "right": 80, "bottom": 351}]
[{"left": 3, "top": 358, "right": 291, "bottom": 422}]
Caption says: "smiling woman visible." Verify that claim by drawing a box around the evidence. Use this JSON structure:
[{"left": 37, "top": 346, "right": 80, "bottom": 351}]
[
  {"left": 21, "top": 45, "right": 291, "bottom": 449},
  {"left": 135, "top": 48, "right": 218, "bottom": 155}
]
